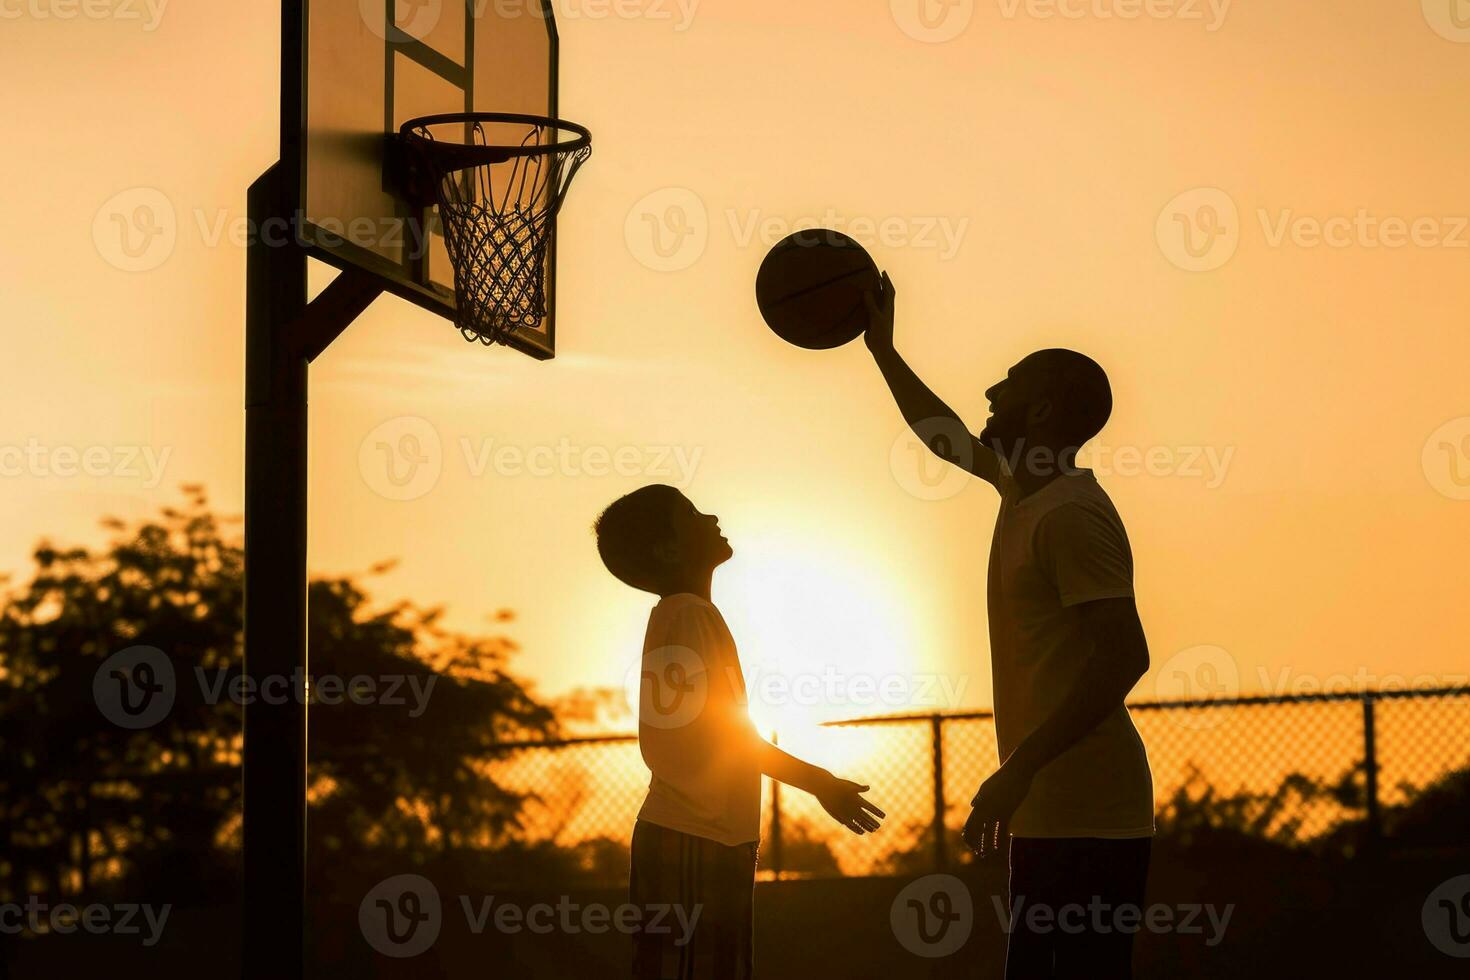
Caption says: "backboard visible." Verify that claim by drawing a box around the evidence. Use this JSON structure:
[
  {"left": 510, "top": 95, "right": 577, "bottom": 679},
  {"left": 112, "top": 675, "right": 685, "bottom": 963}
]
[{"left": 285, "top": 0, "right": 561, "bottom": 358}]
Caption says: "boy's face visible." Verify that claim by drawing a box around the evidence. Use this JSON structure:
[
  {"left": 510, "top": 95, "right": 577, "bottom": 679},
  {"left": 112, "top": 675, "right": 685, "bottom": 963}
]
[{"left": 661, "top": 493, "right": 733, "bottom": 574}]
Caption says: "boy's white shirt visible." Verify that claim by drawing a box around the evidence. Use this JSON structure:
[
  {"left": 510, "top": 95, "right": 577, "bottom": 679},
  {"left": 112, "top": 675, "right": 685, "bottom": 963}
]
[
  {"left": 636, "top": 593, "right": 763, "bottom": 846},
  {"left": 989, "top": 461, "right": 1156, "bottom": 839}
]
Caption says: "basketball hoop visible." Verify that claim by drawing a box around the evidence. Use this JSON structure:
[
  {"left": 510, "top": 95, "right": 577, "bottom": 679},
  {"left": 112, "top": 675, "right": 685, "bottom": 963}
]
[{"left": 398, "top": 112, "right": 592, "bottom": 346}]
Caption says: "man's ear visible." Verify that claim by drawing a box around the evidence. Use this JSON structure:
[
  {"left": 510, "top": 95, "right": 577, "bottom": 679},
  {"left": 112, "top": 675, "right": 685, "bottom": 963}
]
[{"left": 1027, "top": 398, "right": 1053, "bottom": 427}]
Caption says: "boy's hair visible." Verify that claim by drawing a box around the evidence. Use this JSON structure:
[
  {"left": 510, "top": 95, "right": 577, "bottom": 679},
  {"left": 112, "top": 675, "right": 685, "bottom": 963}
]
[
  {"left": 1032, "top": 348, "right": 1112, "bottom": 447},
  {"left": 593, "top": 484, "right": 684, "bottom": 592}
]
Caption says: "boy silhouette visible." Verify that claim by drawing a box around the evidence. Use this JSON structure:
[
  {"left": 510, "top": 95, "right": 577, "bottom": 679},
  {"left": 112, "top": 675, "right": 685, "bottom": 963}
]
[
  {"left": 595, "top": 485, "right": 885, "bottom": 980},
  {"left": 865, "top": 276, "right": 1155, "bottom": 979}
]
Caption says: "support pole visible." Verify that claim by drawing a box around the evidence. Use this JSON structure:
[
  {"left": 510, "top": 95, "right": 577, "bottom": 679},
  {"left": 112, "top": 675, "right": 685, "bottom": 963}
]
[
  {"left": 931, "top": 714, "right": 946, "bottom": 871},
  {"left": 1362, "top": 694, "right": 1381, "bottom": 852},
  {"left": 243, "top": 161, "right": 309, "bottom": 980},
  {"left": 242, "top": 161, "right": 382, "bottom": 979}
]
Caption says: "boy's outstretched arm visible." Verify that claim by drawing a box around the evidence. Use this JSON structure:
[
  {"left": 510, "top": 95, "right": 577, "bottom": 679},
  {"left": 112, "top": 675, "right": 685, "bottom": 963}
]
[
  {"left": 752, "top": 739, "right": 886, "bottom": 835},
  {"left": 863, "top": 273, "right": 1001, "bottom": 489}
]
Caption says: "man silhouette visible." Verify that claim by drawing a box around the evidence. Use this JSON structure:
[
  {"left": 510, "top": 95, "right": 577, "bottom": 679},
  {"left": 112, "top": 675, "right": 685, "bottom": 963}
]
[{"left": 866, "top": 275, "right": 1155, "bottom": 979}]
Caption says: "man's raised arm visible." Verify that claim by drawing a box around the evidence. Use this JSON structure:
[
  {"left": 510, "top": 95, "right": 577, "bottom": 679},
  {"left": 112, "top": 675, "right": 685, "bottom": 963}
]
[{"left": 863, "top": 273, "right": 1000, "bottom": 489}]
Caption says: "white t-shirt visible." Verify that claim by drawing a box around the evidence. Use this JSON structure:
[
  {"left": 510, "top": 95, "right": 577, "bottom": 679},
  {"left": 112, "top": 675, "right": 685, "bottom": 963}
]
[
  {"left": 988, "top": 465, "right": 1155, "bottom": 839},
  {"left": 635, "top": 593, "right": 763, "bottom": 846}
]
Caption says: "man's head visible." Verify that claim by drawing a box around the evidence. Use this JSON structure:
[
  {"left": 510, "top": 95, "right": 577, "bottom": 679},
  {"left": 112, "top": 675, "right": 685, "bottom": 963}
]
[
  {"left": 594, "top": 485, "right": 733, "bottom": 595},
  {"left": 979, "top": 349, "right": 1112, "bottom": 466}
]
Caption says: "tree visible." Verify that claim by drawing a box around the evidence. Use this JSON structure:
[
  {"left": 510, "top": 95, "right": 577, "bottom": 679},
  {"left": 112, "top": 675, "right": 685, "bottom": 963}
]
[{"left": 0, "top": 487, "right": 559, "bottom": 905}]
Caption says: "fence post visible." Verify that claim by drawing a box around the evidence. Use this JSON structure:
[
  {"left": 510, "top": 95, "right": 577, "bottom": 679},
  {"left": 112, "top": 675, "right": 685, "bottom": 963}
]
[
  {"left": 931, "top": 714, "right": 947, "bottom": 871},
  {"left": 1361, "top": 694, "right": 1381, "bottom": 849},
  {"left": 768, "top": 730, "right": 783, "bottom": 880}
]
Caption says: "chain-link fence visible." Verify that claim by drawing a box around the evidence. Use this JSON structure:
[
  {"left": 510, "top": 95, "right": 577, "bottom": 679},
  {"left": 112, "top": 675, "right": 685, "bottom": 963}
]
[{"left": 486, "top": 687, "right": 1470, "bottom": 882}]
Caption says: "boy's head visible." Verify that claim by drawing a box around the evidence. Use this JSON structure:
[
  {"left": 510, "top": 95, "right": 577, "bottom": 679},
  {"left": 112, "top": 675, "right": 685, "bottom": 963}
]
[
  {"left": 980, "top": 349, "right": 1112, "bottom": 463},
  {"left": 594, "top": 485, "right": 732, "bottom": 595}
]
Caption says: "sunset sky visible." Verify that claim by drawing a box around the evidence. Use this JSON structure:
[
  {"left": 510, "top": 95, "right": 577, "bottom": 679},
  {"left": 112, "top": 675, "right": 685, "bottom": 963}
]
[{"left": 4, "top": 0, "right": 1469, "bottom": 738}]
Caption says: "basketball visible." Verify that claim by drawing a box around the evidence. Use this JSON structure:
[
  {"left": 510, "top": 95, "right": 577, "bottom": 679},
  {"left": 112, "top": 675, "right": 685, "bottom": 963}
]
[{"left": 756, "top": 229, "right": 881, "bottom": 350}]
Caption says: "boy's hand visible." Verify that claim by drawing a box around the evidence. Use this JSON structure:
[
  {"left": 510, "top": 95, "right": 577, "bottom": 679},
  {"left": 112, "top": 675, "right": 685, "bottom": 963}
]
[
  {"left": 816, "top": 775, "right": 886, "bottom": 835},
  {"left": 863, "top": 272, "right": 896, "bottom": 354}
]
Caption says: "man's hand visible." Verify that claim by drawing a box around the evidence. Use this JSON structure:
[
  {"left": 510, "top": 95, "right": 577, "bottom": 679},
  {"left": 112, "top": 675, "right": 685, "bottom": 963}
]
[
  {"left": 815, "top": 775, "right": 886, "bottom": 836},
  {"left": 863, "top": 272, "right": 896, "bottom": 354},
  {"left": 962, "top": 762, "right": 1034, "bottom": 860}
]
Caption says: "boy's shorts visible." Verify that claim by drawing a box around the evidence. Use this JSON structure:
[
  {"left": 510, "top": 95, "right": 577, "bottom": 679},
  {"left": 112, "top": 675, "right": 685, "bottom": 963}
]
[{"left": 630, "top": 820, "right": 758, "bottom": 980}]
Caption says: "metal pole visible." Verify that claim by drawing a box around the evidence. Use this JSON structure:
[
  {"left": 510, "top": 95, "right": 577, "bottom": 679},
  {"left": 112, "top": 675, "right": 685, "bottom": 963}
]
[
  {"left": 930, "top": 714, "right": 946, "bottom": 871},
  {"left": 1362, "top": 694, "right": 1381, "bottom": 850},
  {"left": 243, "top": 161, "right": 309, "bottom": 980},
  {"left": 768, "top": 730, "right": 783, "bottom": 880}
]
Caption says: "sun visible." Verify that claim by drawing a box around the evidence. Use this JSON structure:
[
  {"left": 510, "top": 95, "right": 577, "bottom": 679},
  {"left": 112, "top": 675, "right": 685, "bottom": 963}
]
[{"left": 715, "top": 532, "right": 920, "bottom": 768}]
